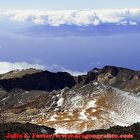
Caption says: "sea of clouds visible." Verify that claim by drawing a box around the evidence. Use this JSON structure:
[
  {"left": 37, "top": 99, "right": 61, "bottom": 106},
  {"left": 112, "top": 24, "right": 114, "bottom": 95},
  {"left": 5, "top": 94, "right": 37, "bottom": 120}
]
[
  {"left": 0, "top": 61, "right": 86, "bottom": 76},
  {"left": 0, "top": 8, "right": 140, "bottom": 26}
]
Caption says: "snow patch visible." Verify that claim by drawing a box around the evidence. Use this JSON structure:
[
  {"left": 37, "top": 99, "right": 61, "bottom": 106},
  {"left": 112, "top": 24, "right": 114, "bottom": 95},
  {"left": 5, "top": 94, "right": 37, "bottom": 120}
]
[
  {"left": 108, "top": 88, "right": 140, "bottom": 127},
  {"left": 0, "top": 96, "right": 9, "bottom": 102},
  {"left": 55, "top": 128, "right": 80, "bottom": 134},
  {"left": 86, "top": 100, "right": 97, "bottom": 108},
  {"left": 41, "top": 128, "right": 48, "bottom": 134},
  {"left": 93, "top": 82, "right": 98, "bottom": 86},
  {"left": 79, "top": 110, "right": 88, "bottom": 120},
  {"left": 49, "top": 117, "right": 56, "bottom": 121},
  {"left": 57, "top": 98, "right": 64, "bottom": 106},
  {"left": 70, "top": 95, "right": 84, "bottom": 108}
]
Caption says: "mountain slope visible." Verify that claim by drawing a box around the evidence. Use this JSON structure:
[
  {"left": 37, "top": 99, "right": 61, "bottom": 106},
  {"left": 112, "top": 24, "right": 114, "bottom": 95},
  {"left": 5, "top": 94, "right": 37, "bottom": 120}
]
[{"left": 0, "top": 66, "right": 139, "bottom": 134}]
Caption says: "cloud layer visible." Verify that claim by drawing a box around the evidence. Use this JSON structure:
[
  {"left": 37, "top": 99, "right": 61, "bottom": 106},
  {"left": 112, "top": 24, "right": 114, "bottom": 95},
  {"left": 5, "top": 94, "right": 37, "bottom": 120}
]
[
  {"left": 0, "top": 61, "right": 45, "bottom": 74},
  {"left": 0, "top": 9, "right": 140, "bottom": 26},
  {"left": 0, "top": 62, "right": 85, "bottom": 76},
  {"left": 46, "top": 64, "right": 86, "bottom": 76}
]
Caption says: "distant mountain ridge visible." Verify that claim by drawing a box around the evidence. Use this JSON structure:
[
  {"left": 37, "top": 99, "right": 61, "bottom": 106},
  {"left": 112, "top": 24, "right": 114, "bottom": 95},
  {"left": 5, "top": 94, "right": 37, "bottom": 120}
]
[
  {"left": 0, "top": 66, "right": 139, "bottom": 93},
  {"left": 21, "top": 24, "right": 140, "bottom": 37}
]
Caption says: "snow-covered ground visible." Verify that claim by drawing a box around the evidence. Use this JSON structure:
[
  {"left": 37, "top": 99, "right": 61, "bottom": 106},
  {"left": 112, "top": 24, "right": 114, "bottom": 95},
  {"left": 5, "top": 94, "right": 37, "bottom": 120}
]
[
  {"left": 2, "top": 83, "right": 139, "bottom": 134},
  {"left": 43, "top": 86, "right": 140, "bottom": 134}
]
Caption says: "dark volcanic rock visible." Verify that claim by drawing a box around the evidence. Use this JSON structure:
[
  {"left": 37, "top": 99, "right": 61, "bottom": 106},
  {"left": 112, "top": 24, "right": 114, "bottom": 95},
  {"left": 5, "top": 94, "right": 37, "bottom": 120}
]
[
  {"left": 0, "top": 70, "right": 76, "bottom": 92},
  {"left": 83, "top": 123, "right": 140, "bottom": 140},
  {"left": 0, "top": 122, "right": 55, "bottom": 139},
  {"left": 97, "top": 66, "right": 140, "bottom": 93},
  {"left": 100, "top": 66, "right": 120, "bottom": 76},
  {"left": 75, "top": 65, "right": 140, "bottom": 93}
]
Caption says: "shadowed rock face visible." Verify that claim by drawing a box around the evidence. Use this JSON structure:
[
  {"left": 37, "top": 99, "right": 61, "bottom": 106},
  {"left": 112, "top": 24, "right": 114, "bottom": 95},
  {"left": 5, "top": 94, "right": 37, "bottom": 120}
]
[
  {"left": 0, "top": 122, "right": 55, "bottom": 139},
  {"left": 0, "top": 70, "right": 76, "bottom": 92}
]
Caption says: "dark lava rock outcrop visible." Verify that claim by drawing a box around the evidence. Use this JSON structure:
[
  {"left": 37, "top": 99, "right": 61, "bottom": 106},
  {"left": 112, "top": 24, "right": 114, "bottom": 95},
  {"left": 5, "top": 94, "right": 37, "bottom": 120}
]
[
  {"left": 0, "top": 122, "right": 55, "bottom": 139},
  {"left": 0, "top": 70, "right": 76, "bottom": 91}
]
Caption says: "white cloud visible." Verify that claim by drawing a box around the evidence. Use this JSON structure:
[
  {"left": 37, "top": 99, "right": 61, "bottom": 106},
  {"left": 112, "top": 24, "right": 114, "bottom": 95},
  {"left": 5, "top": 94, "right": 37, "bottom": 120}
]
[
  {"left": 46, "top": 64, "right": 86, "bottom": 76},
  {"left": 0, "top": 9, "right": 140, "bottom": 26},
  {"left": 0, "top": 62, "right": 86, "bottom": 76},
  {"left": 0, "top": 61, "right": 45, "bottom": 74}
]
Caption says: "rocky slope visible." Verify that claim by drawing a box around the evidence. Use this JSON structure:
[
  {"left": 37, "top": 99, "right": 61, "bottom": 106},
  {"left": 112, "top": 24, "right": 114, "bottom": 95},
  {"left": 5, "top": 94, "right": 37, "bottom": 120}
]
[
  {"left": 0, "top": 66, "right": 139, "bottom": 134},
  {"left": 76, "top": 66, "right": 140, "bottom": 93}
]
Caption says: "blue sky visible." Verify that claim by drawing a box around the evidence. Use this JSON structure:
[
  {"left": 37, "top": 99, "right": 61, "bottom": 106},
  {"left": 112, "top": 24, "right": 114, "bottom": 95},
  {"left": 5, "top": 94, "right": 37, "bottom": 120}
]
[{"left": 0, "top": 0, "right": 140, "bottom": 9}]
